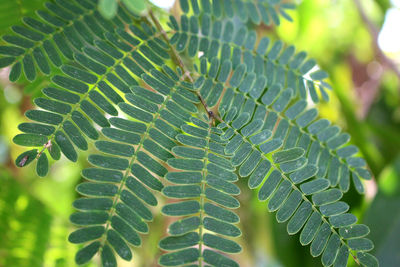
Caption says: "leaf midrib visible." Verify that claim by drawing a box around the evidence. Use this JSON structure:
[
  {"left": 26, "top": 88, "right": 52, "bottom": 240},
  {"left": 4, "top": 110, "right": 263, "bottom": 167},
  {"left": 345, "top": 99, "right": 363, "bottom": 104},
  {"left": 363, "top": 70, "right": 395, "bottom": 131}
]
[
  {"left": 222, "top": 120, "right": 360, "bottom": 262},
  {"left": 98, "top": 66, "right": 188, "bottom": 252},
  {"left": 204, "top": 74, "right": 360, "bottom": 181},
  {"left": 35, "top": 31, "right": 164, "bottom": 159}
]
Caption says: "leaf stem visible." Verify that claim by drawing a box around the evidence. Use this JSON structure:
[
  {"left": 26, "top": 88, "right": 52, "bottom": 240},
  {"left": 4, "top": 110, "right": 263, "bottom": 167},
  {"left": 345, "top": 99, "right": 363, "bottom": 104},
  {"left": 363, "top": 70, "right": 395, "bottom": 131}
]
[{"left": 147, "top": 10, "right": 217, "bottom": 122}]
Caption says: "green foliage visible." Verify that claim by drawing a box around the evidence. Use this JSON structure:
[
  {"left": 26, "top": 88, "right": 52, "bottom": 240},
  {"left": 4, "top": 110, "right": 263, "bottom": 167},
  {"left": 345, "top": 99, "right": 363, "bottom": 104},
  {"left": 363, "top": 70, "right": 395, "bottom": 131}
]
[
  {"left": 0, "top": 172, "right": 52, "bottom": 267},
  {"left": 0, "top": 0, "right": 380, "bottom": 266},
  {"left": 159, "top": 117, "right": 241, "bottom": 266}
]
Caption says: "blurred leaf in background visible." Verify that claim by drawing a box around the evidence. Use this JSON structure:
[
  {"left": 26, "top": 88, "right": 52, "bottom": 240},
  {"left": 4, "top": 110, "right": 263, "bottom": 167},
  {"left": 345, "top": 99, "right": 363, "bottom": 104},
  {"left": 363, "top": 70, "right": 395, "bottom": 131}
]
[
  {"left": 364, "top": 156, "right": 400, "bottom": 266},
  {"left": 0, "top": 170, "right": 51, "bottom": 267}
]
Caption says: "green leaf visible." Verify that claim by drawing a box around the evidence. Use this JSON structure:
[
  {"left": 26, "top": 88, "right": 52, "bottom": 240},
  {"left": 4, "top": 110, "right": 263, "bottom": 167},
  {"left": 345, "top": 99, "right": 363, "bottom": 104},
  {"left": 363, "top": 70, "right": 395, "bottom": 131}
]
[
  {"left": 159, "top": 248, "right": 198, "bottom": 266},
  {"left": 203, "top": 217, "right": 241, "bottom": 237},
  {"left": 70, "top": 211, "right": 108, "bottom": 225},
  {"left": 75, "top": 241, "right": 101, "bottom": 265},
  {"left": 162, "top": 201, "right": 200, "bottom": 216},
  {"left": 273, "top": 147, "right": 305, "bottom": 163},
  {"left": 107, "top": 229, "right": 132, "bottom": 260},
  {"left": 69, "top": 226, "right": 105, "bottom": 244},
  {"left": 300, "top": 212, "right": 322, "bottom": 245},
  {"left": 357, "top": 252, "right": 379, "bottom": 267},
  {"left": 77, "top": 182, "right": 118, "bottom": 197},
  {"left": 88, "top": 154, "right": 129, "bottom": 170},
  {"left": 126, "top": 176, "right": 158, "bottom": 206},
  {"left": 300, "top": 178, "right": 330, "bottom": 195},
  {"left": 15, "top": 149, "right": 38, "bottom": 167},
  {"left": 26, "top": 110, "right": 63, "bottom": 125},
  {"left": 203, "top": 249, "right": 239, "bottom": 267},
  {"left": 63, "top": 121, "right": 88, "bottom": 151},
  {"left": 204, "top": 203, "right": 239, "bottom": 223},
  {"left": 203, "top": 233, "right": 241, "bottom": 253},
  {"left": 159, "top": 232, "right": 199, "bottom": 250},
  {"left": 95, "top": 141, "right": 134, "bottom": 157},
  {"left": 168, "top": 158, "right": 204, "bottom": 171},
  {"left": 0, "top": 45, "right": 24, "bottom": 56},
  {"left": 73, "top": 198, "right": 113, "bottom": 211},
  {"left": 48, "top": 142, "right": 61, "bottom": 160},
  {"left": 36, "top": 153, "right": 49, "bottom": 177},
  {"left": 205, "top": 187, "right": 240, "bottom": 209},
  {"left": 310, "top": 223, "right": 331, "bottom": 257},
  {"left": 13, "top": 133, "right": 48, "bottom": 147},
  {"left": 9, "top": 62, "right": 22, "bottom": 81},
  {"left": 101, "top": 244, "right": 117, "bottom": 267},
  {"left": 276, "top": 190, "right": 302, "bottom": 223},
  {"left": 321, "top": 234, "right": 341, "bottom": 266},
  {"left": 55, "top": 131, "right": 77, "bottom": 162},
  {"left": 120, "top": 190, "right": 153, "bottom": 221},
  {"left": 206, "top": 176, "right": 240, "bottom": 195},
  {"left": 280, "top": 157, "right": 307, "bottom": 173},
  {"left": 339, "top": 224, "right": 370, "bottom": 239},
  {"left": 121, "top": 0, "right": 147, "bottom": 15},
  {"left": 312, "top": 189, "right": 343, "bottom": 206},
  {"left": 333, "top": 246, "right": 350, "bottom": 267},
  {"left": 18, "top": 123, "right": 55, "bottom": 136},
  {"left": 268, "top": 180, "right": 292, "bottom": 212},
  {"left": 166, "top": 171, "right": 202, "bottom": 184},
  {"left": 329, "top": 213, "right": 357, "bottom": 227},
  {"left": 110, "top": 216, "right": 141, "bottom": 247},
  {"left": 320, "top": 202, "right": 349, "bottom": 217},
  {"left": 115, "top": 203, "right": 148, "bottom": 233},
  {"left": 287, "top": 201, "right": 312, "bottom": 235},
  {"left": 258, "top": 170, "right": 282, "bottom": 201},
  {"left": 98, "top": 0, "right": 118, "bottom": 19},
  {"left": 162, "top": 185, "right": 201, "bottom": 198},
  {"left": 82, "top": 168, "right": 123, "bottom": 183},
  {"left": 168, "top": 217, "right": 201, "bottom": 236},
  {"left": 348, "top": 238, "right": 374, "bottom": 251},
  {"left": 259, "top": 138, "right": 283, "bottom": 154},
  {"left": 248, "top": 159, "right": 271, "bottom": 188},
  {"left": 52, "top": 75, "right": 89, "bottom": 94},
  {"left": 42, "top": 87, "right": 80, "bottom": 104}
]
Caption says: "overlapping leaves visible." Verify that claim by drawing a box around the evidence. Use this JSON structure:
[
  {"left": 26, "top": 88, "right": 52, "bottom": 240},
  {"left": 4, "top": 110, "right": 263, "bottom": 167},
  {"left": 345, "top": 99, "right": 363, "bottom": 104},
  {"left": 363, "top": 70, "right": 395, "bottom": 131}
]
[
  {"left": 178, "top": 0, "right": 295, "bottom": 25},
  {"left": 0, "top": 0, "right": 142, "bottom": 81},
  {"left": 193, "top": 56, "right": 377, "bottom": 266},
  {"left": 69, "top": 63, "right": 200, "bottom": 265},
  {"left": 0, "top": 0, "right": 380, "bottom": 266},
  {"left": 192, "top": 54, "right": 371, "bottom": 194},
  {"left": 168, "top": 7, "right": 331, "bottom": 103},
  {"left": 159, "top": 117, "right": 241, "bottom": 266},
  {"left": 10, "top": 0, "right": 174, "bottom": 176}
]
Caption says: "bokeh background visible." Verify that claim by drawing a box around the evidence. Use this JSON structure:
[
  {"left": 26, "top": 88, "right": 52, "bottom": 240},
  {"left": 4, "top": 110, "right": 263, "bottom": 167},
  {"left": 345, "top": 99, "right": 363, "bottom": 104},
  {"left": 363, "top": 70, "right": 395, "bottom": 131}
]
[{"left": 0, "top": 0, "right": 399, "bottom": 266}]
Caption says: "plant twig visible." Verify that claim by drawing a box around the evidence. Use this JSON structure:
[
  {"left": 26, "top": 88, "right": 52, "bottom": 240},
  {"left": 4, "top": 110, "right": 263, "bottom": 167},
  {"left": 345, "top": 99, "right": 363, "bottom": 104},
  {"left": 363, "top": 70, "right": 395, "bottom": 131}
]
[
  {"left": 147, "top": 10, "right": 219, "bottom": 122},
  {"left": 354, "top": 0, "right": 400, "bottom": 85}
]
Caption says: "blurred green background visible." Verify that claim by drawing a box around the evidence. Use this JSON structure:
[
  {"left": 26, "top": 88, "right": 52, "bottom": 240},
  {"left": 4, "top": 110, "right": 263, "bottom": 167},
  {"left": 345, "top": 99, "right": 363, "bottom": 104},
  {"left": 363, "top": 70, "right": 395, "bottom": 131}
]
[{"left": 0, "top": 0, "right": 399, "bottom": 266}]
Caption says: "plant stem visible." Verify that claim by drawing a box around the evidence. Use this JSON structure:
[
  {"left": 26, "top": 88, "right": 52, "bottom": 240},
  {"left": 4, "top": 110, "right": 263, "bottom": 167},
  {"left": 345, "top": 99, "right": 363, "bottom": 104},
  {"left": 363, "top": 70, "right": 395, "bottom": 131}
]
[{"left": 147, "top": 10, "right": 220, "bottom": 122}]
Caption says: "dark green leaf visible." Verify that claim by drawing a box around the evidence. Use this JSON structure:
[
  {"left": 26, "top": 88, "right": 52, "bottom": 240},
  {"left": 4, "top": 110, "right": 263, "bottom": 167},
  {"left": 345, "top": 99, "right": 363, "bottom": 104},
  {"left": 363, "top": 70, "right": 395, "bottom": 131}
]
[{"left": 36, "top": 153, "right": 49, "bottom": 177}]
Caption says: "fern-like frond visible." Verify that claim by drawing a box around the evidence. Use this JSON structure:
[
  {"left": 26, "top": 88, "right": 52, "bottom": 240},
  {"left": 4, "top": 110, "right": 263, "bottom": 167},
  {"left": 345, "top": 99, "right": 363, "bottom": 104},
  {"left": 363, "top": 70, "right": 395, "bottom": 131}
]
[
  {"left": 0, "top": 0, "right": 140, "bottom": 81},
  {"left": 195, "top": 56, "right": 371, "bottom": 194},
  {"left": 159, "top": 116, "right": 241, "bottom": 266},
  {"left": 192, "top": 57, "right": 378, "bottom": 266},
  {"left": 12, "top": 8, "right": 174, "bottom": 176},
  {"left": 178, "top": 0, "right": 295, "bottom": 25},
  {"left": 69, "top": 65, "right": 201, "bottom": 265},
  {"left": 167, "top": 12, "right": 331, "bottom": 103}
]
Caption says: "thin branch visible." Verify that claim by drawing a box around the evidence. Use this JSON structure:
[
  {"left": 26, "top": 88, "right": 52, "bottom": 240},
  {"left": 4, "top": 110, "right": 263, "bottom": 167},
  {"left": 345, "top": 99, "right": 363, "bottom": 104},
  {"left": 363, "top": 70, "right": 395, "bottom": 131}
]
[
  {"left": 147, "top": 10, "right": 219, "bottom": 121},
  {"left": 147, "top": 10, "right": 193, "bottom": 82}
]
